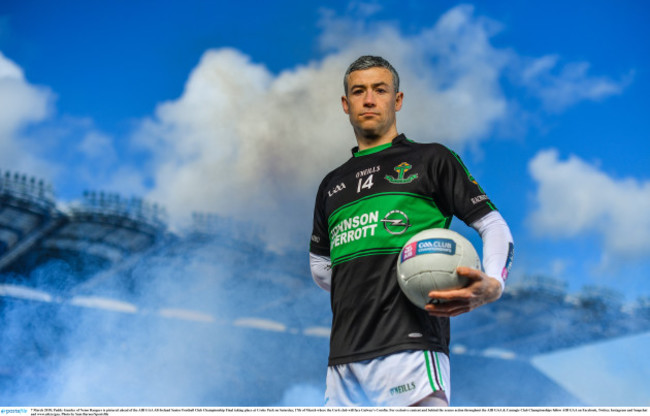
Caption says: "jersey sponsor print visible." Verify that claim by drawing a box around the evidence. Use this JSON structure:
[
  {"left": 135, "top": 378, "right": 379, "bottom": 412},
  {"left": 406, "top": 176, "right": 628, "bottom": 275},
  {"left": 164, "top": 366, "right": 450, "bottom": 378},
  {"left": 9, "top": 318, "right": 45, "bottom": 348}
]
[{"left": 327, "top": 193, "right": 448, "bottom": 266}]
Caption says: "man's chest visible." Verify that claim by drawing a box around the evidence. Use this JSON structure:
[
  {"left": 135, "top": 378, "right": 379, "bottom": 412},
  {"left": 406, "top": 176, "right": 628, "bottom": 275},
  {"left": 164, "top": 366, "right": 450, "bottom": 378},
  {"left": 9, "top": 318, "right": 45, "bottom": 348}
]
[{"left": 322, "top": 153, "right": 432, "bottom": 216}]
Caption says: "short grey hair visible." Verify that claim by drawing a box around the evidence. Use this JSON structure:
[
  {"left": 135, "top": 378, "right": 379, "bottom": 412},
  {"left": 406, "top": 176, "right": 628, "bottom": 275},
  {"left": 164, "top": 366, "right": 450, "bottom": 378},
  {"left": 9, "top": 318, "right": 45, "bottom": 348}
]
[{"left": 344, "top": 55, "right": 400, "bottom": 95}]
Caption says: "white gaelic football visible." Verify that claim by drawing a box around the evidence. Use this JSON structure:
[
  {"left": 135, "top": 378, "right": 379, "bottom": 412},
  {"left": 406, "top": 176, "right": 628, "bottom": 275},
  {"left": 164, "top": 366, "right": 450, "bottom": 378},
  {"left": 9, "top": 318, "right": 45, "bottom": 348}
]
[{"left": 396, "top": 228, "right": 481, "bottom": 309}]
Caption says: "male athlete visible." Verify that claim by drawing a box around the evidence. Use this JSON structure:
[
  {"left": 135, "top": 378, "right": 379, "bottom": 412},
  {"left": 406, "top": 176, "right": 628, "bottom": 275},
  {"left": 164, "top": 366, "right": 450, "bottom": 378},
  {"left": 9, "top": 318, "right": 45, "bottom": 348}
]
[{"left": 309, "top": 56, "right": 514, "bottom": 406}]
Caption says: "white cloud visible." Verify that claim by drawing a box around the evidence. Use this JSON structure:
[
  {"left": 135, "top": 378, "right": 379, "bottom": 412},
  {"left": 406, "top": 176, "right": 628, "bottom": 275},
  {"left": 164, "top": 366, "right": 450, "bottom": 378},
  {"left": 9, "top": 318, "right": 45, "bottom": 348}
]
[
  {"left": 75, "top": 130, "right": 148, "bottom": 197},
  {"left": 0, "top": 53, "right": 146, "bottom": 198},
  {"left": 528, "top": 149, "right": 650, "bottom": 260},
  {"left": 78, "top": 131, "right": 118, "bottom": 162},
  {"left": 0, "top": 51, "right": 54, "bottom": 173},
  {"left": 517, "top": 54, "right": 631, "bottom": 112}
]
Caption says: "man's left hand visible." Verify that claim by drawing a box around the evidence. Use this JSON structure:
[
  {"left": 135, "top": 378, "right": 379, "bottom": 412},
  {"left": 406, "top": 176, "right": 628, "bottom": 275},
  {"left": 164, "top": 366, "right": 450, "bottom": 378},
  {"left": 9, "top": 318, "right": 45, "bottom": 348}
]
[{"left": 424, "top": 266, "right": 503, "bottom": 317}]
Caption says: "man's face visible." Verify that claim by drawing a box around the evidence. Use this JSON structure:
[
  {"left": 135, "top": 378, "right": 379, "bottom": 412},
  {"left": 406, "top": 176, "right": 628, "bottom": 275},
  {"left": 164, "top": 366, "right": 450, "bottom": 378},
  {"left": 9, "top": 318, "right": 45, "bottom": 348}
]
[{"left": 342, "top": 67, "right": 403, "bottom": 140}]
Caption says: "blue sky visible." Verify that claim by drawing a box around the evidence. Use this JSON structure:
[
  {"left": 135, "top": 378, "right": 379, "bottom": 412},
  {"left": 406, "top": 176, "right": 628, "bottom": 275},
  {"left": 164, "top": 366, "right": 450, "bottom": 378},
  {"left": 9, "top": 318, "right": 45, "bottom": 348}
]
[{"left": 1, "top": 0, "right": 649, "bottom": 405}]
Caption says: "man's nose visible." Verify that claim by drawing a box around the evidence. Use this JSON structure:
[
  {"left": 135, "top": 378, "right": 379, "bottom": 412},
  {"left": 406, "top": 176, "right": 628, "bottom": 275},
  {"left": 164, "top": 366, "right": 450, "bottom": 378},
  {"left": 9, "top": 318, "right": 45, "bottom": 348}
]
[{"left": 363, "top": 92, "right": 376, "bottom": 106}]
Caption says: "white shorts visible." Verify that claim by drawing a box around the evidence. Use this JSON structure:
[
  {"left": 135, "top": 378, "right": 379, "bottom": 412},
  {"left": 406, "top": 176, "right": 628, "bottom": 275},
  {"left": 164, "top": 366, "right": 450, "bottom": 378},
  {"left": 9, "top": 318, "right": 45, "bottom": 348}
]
[{"left": 325, "top": 350, "right": 451, "bottom": 407}]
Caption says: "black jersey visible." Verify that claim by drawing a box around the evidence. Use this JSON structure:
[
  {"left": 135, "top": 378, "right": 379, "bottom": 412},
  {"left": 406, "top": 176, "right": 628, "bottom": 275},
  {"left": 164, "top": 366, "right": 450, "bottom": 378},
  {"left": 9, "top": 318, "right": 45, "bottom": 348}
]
[{"left": 310, "top": 134, "right": 496, "bottom": 365}]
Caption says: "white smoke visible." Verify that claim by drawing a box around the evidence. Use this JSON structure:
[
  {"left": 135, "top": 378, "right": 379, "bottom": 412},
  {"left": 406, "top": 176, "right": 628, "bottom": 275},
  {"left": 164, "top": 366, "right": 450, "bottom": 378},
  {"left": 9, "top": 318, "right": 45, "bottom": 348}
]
[
  {"left": 133, "top": 6, "right": 514, "bottom": 248},
  {"left": 0, "top": 236, "right": 331, "bottom": 406},
  {"left": 134, "top": 48, "right": 353, "bottom": 246}
]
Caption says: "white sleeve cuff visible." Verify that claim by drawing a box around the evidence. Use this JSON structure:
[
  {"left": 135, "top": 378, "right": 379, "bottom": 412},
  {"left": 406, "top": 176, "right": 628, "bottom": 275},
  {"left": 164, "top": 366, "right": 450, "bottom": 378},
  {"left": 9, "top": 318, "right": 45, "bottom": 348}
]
[
  {"left": 470, "top": 211, "right": 514, "bottom": 292},
  {"left": 309, "top": 252, "right": 332, "bottom": 292}
]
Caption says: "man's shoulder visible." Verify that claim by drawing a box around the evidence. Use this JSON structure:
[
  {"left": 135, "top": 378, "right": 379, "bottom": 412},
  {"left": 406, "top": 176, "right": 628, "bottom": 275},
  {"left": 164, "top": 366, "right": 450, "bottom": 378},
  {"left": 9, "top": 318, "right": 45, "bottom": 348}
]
[
  {"left": 400, "top": 137, "right": 447, "bottom": 150},
  {"left": 398, "top": 137, "right": 454, "bottom": 159}
]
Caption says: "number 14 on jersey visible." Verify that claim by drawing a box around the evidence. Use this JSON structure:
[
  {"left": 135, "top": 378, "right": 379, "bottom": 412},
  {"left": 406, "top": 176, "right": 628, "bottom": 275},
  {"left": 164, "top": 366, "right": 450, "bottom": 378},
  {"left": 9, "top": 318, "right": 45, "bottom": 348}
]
[{"left": 357, "top": 174, "right": 374, "bottom": 193}]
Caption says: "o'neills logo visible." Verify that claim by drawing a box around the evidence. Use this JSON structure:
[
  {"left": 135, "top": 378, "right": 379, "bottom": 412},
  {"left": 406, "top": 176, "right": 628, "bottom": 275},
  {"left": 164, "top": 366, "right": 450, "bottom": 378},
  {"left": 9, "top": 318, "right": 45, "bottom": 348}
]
[
  {"left": 330, "top": 211, "right": 379, "bottom": 248},
  {"left": 390, "top": 382, "right": 416, "bottom": 396}
]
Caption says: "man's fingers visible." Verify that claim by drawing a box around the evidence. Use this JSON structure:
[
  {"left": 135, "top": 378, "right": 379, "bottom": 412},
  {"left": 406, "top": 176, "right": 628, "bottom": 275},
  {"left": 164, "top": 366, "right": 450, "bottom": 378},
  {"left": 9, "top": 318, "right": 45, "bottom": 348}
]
[
  {"left": 427, "top": 288, "right": 468, "bottom": 300},
  {"left": 425, "top": 267, "right": 501, "bottom": 316},
  {"left": 427, "top": 267, "right": 481, "bottom": 300},
  {"left": 456, "top": 266, "right": 482, "bottom": 280},
  {"left": 424, "top": 301, "right": 470, "bottom": 317}
]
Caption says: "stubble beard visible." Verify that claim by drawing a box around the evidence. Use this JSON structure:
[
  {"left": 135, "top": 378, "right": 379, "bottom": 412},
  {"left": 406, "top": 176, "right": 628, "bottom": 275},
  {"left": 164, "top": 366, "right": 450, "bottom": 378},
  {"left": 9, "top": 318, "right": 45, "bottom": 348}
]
[{"left": 353, "top": 115, "right": 395, "bottom": 144}]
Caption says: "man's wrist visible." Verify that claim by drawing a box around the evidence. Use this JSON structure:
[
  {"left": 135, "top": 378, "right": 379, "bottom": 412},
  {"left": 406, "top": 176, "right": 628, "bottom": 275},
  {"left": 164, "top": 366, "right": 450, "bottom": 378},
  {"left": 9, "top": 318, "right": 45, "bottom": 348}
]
[{"left": 486, "top": 275, "right": 504, "bottom": 302}]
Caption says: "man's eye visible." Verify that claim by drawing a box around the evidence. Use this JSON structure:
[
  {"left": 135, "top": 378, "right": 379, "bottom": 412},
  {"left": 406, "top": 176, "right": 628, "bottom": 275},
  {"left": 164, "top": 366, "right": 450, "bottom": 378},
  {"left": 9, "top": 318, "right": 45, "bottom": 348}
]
[{"left": 352, "top": 90, "right": 363, "bottom": 95}]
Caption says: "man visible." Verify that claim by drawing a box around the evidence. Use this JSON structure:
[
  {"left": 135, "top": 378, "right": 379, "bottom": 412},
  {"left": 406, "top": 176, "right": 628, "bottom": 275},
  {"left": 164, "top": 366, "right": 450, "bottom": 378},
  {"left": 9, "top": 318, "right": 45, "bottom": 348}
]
[{"left": 309, "top": 56, "right": 514, "bottom": 406}]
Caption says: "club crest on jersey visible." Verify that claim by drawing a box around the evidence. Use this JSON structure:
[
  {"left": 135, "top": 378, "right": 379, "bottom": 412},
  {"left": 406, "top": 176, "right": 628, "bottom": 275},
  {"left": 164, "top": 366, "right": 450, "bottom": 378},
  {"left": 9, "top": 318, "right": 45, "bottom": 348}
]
[{"left": 385, "top": 162, "right": 418, "bottom": 184}]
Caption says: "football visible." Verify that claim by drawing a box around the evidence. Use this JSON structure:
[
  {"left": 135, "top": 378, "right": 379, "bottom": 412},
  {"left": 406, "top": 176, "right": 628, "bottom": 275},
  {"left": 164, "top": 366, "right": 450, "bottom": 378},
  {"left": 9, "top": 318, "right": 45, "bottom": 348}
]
[{"left": 396, "top": 228, "right": 481, "bottom": 309}]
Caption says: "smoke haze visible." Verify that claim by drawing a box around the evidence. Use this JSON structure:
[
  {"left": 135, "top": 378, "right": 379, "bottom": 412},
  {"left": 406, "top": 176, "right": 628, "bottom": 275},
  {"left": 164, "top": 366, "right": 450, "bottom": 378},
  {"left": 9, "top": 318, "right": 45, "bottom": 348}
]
[{"left": 0, "top": 229, "right": 330, "bottom": 406}]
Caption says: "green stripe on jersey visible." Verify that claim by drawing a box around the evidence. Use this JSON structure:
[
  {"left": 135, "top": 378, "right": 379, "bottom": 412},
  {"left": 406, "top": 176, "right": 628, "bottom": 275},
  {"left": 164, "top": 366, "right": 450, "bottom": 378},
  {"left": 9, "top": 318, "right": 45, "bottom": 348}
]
[
  {"left": 353, "top": 142, "right": 393, "bottom": 157},
  {"left": 327, "top": 192, "right": 450, "bottom": 266}
]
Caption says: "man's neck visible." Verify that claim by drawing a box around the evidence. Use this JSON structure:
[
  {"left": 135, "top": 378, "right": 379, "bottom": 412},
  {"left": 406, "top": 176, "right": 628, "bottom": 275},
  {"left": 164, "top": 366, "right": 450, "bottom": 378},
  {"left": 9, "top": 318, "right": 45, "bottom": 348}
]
[{"left": 355, "top": 127, "right": 399, "bottom": 151}]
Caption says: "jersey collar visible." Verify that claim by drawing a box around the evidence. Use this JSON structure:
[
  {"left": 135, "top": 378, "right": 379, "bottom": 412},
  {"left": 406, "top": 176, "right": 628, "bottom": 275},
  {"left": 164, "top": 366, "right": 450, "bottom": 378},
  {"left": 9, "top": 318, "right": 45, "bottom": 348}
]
[{"left": 351, "top": 134, "right": 408, "bottom": 157}]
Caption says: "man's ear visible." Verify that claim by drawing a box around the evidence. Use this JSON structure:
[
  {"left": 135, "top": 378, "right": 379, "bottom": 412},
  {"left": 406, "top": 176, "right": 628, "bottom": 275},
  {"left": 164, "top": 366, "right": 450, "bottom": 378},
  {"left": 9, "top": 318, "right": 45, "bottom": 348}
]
[
  {"left": 395, "top": 91, "right": 404, "bottom": 112},
  {"left": 341, "top": 95, "right": 350, "bottom": 114}
]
